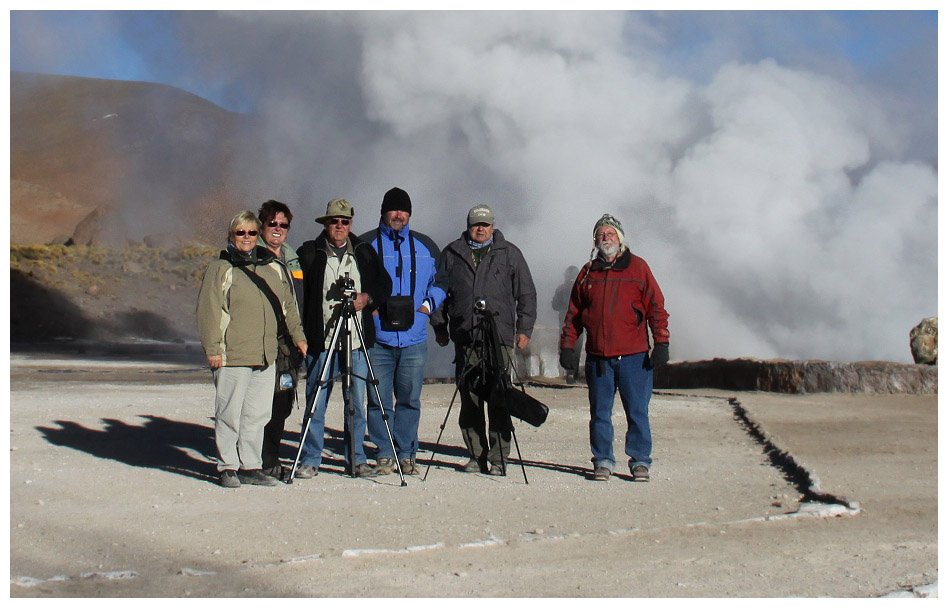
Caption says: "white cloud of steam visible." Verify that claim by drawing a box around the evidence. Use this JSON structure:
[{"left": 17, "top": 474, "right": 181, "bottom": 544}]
[
  {"left": 336, "top": 13, "right": 935, "bottom": 363},
  {"left": 14, "top": 11, "right": 936, "bottom": 364}
]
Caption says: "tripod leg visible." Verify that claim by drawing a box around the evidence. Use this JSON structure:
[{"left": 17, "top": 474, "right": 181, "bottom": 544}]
[
  {"left": 288, "top": 313, "right": 346, "bottom": 482},
  {"left": 288, "top": 351, "right": 335, "bottom": 482},
  {"left": 509, "top": 420, "right": 528, "bottom": 484},
  {"left": 422, "top": 382, "right": 461, "bottom": 481},
  {"left": 351, "top": 317, "right": 407, "bottom": 486}
]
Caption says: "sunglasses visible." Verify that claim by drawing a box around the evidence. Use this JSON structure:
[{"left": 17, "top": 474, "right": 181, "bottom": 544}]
[
  {"left": 267, "top": 221, "right": 290, "bottom": 229},
  {"left": 327, "top": 218, "right": 351, "bottom": 226},
  {"left": 234, "top": 230, "right": 258, "bottom": 237}
]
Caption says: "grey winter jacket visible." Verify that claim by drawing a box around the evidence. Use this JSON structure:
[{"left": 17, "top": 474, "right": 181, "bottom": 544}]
[{"left": 435, "top": 229, "right": 537, "bottom": 348}]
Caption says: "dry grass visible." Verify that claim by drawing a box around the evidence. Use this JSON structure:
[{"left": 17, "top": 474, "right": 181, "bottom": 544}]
[{"left": 10, "top": 244, "right": 218, "bottom": 285}]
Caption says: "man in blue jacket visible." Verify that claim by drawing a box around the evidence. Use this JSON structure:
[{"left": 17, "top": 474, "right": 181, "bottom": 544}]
[{"left": 360, "top": 187, "right": 447, "bottom": 475}]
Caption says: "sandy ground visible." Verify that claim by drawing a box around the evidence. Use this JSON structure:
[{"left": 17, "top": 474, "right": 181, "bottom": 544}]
[{"left": 8, "top": 351, "right": 938, "bottom": 598}]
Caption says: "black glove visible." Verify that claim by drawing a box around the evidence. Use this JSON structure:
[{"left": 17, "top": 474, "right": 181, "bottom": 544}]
[
  {"left": 559, "top": 347, "right": 580, "bottom": 372},
  {"left": 433, "top": 324, "right": 450, "bottom": 347},
  {"left": 650, "top": 343, "right": 669, "bottom": 368}
]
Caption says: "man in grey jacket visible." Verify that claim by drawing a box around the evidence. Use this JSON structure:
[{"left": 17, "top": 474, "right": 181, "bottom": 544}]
[{"left": 434, "top": 205, "right": 537, "bottom": 475}]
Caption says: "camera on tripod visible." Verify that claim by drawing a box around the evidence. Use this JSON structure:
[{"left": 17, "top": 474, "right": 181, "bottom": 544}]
[
  {"left": 474, "top": 297, "right": 489, "bottom": 314},
  {"left": 327, "top": 273, "right": 358, "bottom": 303}
]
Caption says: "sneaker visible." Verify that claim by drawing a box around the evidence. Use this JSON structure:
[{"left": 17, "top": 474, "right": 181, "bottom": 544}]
[
  {"left": 238, "top": 469, "right": 278, "bottom": 486},
  {"left": 375, "top": 457, "right": 395, "bottom": 475},
  {"left": 294, "top": 464, "right": 318, "bottom": 479},
  {"left": 461, "top": 458, "right": 486, "bottom": 473},
  {"left": 219, "top": 470, "right": 240, "bottom": 488},
  {"left": 354, "top": 463, "right": 378, "bottom": 478},
  {"left": 631, "top": 464, "right": 650, "bottom": 482},
  {"left": 593, "top": 466, "right": 611, "bottom": 481},
  {"left": 488, "top": 462, "right": 506, "bottom": 476},
  {"left": 399, "top": 458, "right": 421, "bottom": 475}
]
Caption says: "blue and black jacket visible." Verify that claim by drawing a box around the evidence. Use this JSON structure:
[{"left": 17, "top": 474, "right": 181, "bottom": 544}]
[{"left": 359, "top": 222, "right": 448, "bottom": 348}]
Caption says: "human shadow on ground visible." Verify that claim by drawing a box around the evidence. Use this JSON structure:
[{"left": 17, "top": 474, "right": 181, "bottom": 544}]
[
  {"left": 36, "top": 415, "right": 589, "bottom": 485},
  {"left": 36, "top": 415, "right": 219, "bottom": 483}
]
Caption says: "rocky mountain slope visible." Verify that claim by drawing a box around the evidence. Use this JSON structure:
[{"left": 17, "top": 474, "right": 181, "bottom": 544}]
[{"left": 10, "top": 71, "right": 260, "bottom": 247}]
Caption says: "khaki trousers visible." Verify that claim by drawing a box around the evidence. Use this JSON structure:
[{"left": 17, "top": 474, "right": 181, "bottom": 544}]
[{"left": 213, "top": 365, "right": 276, "bottom": 472}]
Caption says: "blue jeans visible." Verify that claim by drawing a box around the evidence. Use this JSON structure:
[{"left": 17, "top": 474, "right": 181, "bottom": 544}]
[
  {"left": 585, "top": 352, "right": 653, "bottom": 472},
  {"left": 367, "top": 342, "right": 427, "bottom": 460},
  {"left": 300, "top": 349, "right": 369, "bottom": 468}
]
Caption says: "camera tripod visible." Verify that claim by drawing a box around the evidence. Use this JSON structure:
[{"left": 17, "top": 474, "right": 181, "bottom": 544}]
[
  {"left": 423, "top": 304, "right": 530, "bottom": 483},
  {"left": 288, "top": 284, "right": 406, "bottom": 486}
]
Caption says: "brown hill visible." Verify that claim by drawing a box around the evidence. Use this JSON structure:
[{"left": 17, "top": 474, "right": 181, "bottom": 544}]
[{"left": 10, "top": 71, "right": 260, "bottom": 246}]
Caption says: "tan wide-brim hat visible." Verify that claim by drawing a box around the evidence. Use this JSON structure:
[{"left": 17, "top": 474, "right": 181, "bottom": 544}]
[{"left": 315, "top": 198, "right": 355, "bottom": 223}]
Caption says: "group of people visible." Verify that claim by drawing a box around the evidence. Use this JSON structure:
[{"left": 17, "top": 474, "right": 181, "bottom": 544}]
[{"left": 197, "top": 189, "right": 670, "bottom": 488}]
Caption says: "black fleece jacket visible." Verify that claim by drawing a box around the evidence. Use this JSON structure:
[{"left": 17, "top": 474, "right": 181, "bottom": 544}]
[{"left": 297, "top": 232, "right": 391, "bottom": 352}]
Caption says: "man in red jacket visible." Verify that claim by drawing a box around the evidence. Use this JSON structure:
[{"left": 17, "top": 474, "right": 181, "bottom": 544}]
[{"left": 559, "top": 214, "right": 670, "bottom": 482}]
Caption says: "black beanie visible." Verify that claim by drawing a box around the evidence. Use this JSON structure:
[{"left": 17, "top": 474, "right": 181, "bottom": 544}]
[{"left": 381, "top": 187, "right": 412, "bottom": 216}]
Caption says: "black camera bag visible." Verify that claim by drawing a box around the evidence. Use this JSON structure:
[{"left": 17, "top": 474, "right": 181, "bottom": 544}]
[{"left": 377, "top": 230, "right": 418, "bottom": 333}]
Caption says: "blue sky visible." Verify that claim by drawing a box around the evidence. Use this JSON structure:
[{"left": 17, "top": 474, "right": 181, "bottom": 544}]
[{"left": 10, "top": 10, "right": 938, "bottom": 114}]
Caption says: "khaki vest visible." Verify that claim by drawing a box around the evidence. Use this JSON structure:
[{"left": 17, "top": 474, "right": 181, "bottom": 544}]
[{"left": 321, "top": 240, "right": 364, "bottom": 350}]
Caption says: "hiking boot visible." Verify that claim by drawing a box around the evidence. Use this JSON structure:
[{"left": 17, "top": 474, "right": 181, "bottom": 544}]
[
  {"left": 375, "top": 457, "right": 395, "bottom": 475},
  {"left": 237, "top": 469, "right": 277, "bottom": 486},
  {"left": 294, "top": 464, "right": 318, "bottom": 479},
  {"left": 262, "top": 465, "right": 286, "bottom": 481},
  {"left": 488, "top": 462, "right": 506, "bottom": 476},
  {"left": 399, "top": 458, "right": 421, "bottom": 475},
  {"left": 593, "top": 466, "right": 611, "bottom": 481},
  {"left": 461, "top": 458, "right": 485, "bottom": 473},
  {"left": 631, "top": 464, "right": 650, "bottom": 482},
  {"left": 354, "top": 463, "right": 378, "bottom": 478},
  {"left": 219, "top": 469, "right": 240, "bottom": 488}
]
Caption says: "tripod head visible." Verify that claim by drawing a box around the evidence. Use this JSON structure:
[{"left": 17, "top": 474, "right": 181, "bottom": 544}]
[{"left": 327, "top": 273, "right": 358, "bottom": 304}]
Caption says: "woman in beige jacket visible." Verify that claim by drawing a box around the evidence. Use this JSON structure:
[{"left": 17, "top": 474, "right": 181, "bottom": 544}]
[{"left": 197, "top": 211, "right": 307, "bottom": 488}]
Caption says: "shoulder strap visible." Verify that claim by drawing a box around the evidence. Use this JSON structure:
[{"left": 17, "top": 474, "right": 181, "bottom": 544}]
[
  {"left": 236, "top": 265, "right": 289, "bottom": 338},
  {"left": 377, "top": 229, "right": 417, "bottom": 297}
]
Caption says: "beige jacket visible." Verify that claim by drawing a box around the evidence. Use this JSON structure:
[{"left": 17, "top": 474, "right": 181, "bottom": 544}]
[{"left": 197, "top": 247, "right": 305, "bottom": 367}]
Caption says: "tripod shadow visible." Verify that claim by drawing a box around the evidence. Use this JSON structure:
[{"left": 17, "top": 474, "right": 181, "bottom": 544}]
[
  {"left": 514, "top": 458, "right": 598, "bottom": 480},
  {"left": 35, "top": 415, "right": 218, "bottom": 483}
]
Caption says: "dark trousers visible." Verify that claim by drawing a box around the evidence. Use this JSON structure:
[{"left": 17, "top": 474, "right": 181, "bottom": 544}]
[
  {"left": 455, "top": 342, "right": 512, "bottom": 465},
  {"left": 261, "top": 388, "right": 295, "bottom": 469}
]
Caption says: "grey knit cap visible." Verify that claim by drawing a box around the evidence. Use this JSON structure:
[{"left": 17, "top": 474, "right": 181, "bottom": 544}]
[{"left": 593, "top": 214, "right": 625, "bottom": 245}]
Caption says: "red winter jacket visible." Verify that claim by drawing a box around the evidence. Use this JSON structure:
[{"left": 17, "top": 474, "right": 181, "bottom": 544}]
[{"left": 560, "top": 249, "right": 669, "bottom": 357}]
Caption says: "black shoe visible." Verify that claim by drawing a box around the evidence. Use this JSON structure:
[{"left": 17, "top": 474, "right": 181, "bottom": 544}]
[
  {"left": 354, "top": 463, "right": 378, "bottom": 478},
  {"left": 219, "top": 470, "right": 240, "bottom": 488},
  {"left": 631, "top": 464, "right": 650, "bottom": 482},
  {"left": 294, "top": 464, "right": 318, "bottom": 479},
  {"left": 593, "top": 466, "right": 611, "bottom": 481},
  {"left": 237, "top": 469, "right": 278, "bottom": 486}
]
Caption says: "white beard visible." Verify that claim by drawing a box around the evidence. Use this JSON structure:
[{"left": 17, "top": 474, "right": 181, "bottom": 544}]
[{"left": 597, "top": 241, "right": 620, "bottom": 259}]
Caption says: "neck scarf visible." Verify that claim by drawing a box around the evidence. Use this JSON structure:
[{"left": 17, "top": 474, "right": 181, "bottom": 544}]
[{"left": 466, "top": 235, "right": 493, "bottom": 250}]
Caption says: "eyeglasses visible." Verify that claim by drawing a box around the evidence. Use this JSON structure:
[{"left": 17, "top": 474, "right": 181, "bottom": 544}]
[
  {"left": 327, "top": 218, "right": 351, "bottom": 226},
  {"left": 267, "top": 221, "right": 290, "bottom": 229},
  {"left": 234, "top": 230, "right": 258, "bottom": 237}
]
